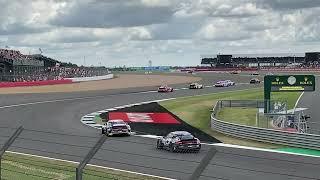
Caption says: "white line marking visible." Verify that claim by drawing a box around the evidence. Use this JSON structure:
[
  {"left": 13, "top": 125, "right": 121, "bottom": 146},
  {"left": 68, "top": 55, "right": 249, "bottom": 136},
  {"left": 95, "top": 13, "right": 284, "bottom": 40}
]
[
  {"left": 171, "top": 87, "right": 261, "bottom": 99},
  {"left": 97, "top": 110, "right": 107, "bottom": 113},
  {"left": 6, "top": 151, "right": 175, "bottom": 180},
  {"left": 0, "top": 96, "right": 105, "bottom": 109},
  {"left": 132, "top": 136, "right": 320, "bottom": 158},
  {"left": 213, "top": 143, "right": 320, "bottom": 158},
  {"left": 135, "top": 134, "right": 161, "bottom": 139},
  {"left": 137, "top": 90, "right": 158, "bottom": 94},
  {"left": 294, "top": 92, "right": 304, "bottom": 109},
  {"left": 0, "top": 89, "right": 174, "bottom": 110},
  {"left": 89, "top": 112, "right": 101, "bottom": 116}
]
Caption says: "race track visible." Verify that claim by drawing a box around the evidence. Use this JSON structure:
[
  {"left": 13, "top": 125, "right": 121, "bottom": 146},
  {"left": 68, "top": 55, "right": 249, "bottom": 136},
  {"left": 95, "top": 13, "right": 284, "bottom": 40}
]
[
  {"left": 0, "top": 72, "right": 319, "bottom": 180},
  {"left": 297, "top": 76, "right": 320, "bottom": 134}
]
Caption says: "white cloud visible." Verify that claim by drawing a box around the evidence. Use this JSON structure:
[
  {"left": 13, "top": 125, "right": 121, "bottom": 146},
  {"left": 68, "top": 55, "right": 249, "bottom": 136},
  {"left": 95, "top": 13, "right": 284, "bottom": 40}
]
[{"left": 1, "top": 0, "right": 320, "bottom": 66}]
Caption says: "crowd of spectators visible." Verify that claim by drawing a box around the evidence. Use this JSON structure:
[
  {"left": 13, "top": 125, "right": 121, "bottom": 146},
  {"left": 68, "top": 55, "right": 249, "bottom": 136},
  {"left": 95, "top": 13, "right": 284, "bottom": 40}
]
[
  {"left": 0, "top": 48, "right": 110, "bottom": 82},
  {"left": 6, "top": 67, "right": 110, "bottom": 82},
  {"left": 0, "top": 49, "right": 31, "bottom": 61}
]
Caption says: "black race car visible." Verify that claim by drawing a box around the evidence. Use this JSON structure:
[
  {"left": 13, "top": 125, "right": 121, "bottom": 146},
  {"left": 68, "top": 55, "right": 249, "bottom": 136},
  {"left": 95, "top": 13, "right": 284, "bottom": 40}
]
[
  {"left": 250, "top": 78, "right": 260, "bottom": 84},
  {"left": 156, "top": 131, "right": 201, "bottom": 153},
  {"left": 250, "top": 72, "right": 259, "bottom": 75}
]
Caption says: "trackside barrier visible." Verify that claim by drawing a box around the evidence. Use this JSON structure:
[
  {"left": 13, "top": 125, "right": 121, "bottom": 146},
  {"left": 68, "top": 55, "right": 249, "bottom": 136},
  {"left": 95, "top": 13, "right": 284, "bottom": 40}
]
[
  {"left": 0, "top": 79, "right": 73, "bottom": 88},
  {"left": 76, "top": 135, "right": 107, "bottom": 180},
  {"left": 66, "top": 74, "right": 114, "bottom": 82},
  {"left": 0, "top": 126, "right": 23, "bottom": 180},
  {"left": 211, "top": 101, "right": 320, "bottom": 150}
]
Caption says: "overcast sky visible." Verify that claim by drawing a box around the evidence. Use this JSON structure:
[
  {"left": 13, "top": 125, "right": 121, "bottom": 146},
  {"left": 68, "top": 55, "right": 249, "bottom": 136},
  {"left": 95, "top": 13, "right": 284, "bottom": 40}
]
[{"left": 1, "top": 0, "right": 320, "bottom": 67}]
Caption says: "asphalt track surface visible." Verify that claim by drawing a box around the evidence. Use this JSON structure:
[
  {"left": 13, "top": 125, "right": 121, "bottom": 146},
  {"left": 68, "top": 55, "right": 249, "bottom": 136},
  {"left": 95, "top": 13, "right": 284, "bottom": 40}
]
[
  {"left": 298, "top": 76, "right": 320, "bottom": 135},
  {"left": 0, "top": 72, "right": 319, "bottom": 180}
]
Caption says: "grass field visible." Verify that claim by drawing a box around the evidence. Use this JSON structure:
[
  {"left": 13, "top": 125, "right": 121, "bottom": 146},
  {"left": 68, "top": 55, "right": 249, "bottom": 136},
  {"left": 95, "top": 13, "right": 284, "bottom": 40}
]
[
  {"left": 160, "top": 88, "right": 301, "bottom": 149},
  {"left": 1, "top": 152, "right": 161, "bottom": 180},
  {"left": 217, "top": 107, "right": 258, "bottom": 126}
]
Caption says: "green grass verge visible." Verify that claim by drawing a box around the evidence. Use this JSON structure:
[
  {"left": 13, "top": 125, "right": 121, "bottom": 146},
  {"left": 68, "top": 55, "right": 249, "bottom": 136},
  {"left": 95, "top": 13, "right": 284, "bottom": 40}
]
[
  {"left": 276, "top": 148, "right": 320, "bottom": 157},
  {"left": 93, "top": 115, "right": 106, "bottom": 125},
  {"left": 160, "top": 88, "right": 301, "bottom": 149},
  {"left": 2, "top": 152, "right": 161, "bottom": 180},
  {"left": 217, "top": 107, "right": 258, "bottom": 126}
]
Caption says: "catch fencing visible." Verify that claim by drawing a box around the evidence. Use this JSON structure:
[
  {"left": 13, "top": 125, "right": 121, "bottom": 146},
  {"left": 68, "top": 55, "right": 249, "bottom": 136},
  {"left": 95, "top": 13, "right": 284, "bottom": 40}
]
[
  {"left": 211, "top": 100, "right": 320, "bottom": 151},
  {"left": 0, "top": 124, "right": 319, "bottom": 179},
  {"left": 0, "top": 125, "right": 221, "bottom": 180},
  {"left": 0, "top": 126, "right": 153, "bottom": 180}
]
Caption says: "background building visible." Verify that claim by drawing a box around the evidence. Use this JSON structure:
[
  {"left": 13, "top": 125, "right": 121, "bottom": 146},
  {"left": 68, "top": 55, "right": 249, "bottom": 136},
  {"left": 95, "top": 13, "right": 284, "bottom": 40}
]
[{"left": 200, "top": 52, "right": 317, "bottom": 68}]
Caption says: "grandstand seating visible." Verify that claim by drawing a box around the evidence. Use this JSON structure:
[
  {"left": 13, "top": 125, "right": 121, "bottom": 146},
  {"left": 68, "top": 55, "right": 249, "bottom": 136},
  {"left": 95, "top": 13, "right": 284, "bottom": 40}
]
[{"left": 0, "top": 48, "right": 110, "bottom": 82}]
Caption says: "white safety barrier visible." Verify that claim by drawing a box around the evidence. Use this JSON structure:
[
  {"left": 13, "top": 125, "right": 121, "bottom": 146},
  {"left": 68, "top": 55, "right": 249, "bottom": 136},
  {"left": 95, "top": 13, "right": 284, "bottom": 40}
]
[
  {"left": 66, "top": 74, "right": 114, "bottom": 82},
  {"left": 211, "top": 101, "right": 320, "bottom": 150}
]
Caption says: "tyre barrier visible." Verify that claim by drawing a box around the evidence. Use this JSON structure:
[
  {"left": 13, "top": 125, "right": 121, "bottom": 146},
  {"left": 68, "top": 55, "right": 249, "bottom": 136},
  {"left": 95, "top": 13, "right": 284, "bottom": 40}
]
[{"left": 211, "top": 101, "right": 320, "bottom": 150}]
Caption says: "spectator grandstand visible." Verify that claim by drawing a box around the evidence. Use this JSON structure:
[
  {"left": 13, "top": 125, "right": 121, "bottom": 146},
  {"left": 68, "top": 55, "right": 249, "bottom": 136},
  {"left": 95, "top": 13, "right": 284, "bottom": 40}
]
[
  {"left": 0, "top": 48, "right": 110, "bottom": 82},
  {"left": 201, "top": 52, "right": 319, "bottom": 68}
]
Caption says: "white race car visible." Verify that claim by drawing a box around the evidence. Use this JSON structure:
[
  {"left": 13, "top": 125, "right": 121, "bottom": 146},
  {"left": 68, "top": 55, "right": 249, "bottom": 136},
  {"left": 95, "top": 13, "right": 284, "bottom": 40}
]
[
  {"left": 225, "top": 80, "right": 235, "bottom": 86},
  {"left": 101, "top": 119, "right": 131, "bottom": 136},
  {"left": 214, "top": 81, "right": 229, "bottom": 87},
  {"left": 189, "top": 83, "right": 203, "bottom": 89}
]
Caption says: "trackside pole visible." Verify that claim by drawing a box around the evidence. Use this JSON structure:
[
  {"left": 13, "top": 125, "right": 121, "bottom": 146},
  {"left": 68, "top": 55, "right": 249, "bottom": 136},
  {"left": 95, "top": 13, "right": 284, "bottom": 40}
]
[
  {"left": 0, "top": 126, "right": 23, "bottom": 180},
  {"left": 189, "top": 147, "right": 217, "bottom": 180},
  {"left": 76, "top": 135, "right": 107, "bottom": 180}
]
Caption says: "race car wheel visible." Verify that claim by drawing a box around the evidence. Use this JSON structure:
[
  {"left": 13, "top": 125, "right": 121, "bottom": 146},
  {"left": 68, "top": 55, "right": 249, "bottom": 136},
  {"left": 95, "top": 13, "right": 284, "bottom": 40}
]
[
  {"left": 101, "top": 128, "right": 105, "bottom": 134},
  {"left": 171, "top": 89, "right": 173, "bottom": 92},
  {"left": 156, "top": 140, "right": 163, "bottom": 149},
  {"left": 169, "top": 144, "right": 176, "bottom": 152}
]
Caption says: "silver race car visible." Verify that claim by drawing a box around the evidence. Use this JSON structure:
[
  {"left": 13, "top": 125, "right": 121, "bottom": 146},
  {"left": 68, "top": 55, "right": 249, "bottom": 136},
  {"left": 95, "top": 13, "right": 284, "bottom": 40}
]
[
  {"left": 101, "top": 119, "right": 131, "bottom": 136},
  {"left": 189, "top": 82, "right": 204, "bottom": 89}
]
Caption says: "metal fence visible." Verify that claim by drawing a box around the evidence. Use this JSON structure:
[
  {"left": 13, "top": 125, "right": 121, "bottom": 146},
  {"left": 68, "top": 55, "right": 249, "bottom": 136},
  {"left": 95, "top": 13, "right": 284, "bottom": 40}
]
[
  {"left": 0, "top": 126, "right": 145, "bottom": 180},
  {"left": 217, "top": 99, "right": 287, "bottom": 113},
  {"left": 0, "top": 125, "right": 221, "bottom": 180},
  {"left": 211, "top": 100, "right": 320, "bottom": 151},
  {"left": 0, "top": 124, "right": 319, "bottom": 179}
]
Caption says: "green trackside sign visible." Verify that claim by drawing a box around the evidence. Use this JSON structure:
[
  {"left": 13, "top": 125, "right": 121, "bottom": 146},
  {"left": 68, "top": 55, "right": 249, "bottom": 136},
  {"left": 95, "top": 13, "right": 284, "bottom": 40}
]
[{"left": 264, "top": 75, "right": 315, "bottom": 113}]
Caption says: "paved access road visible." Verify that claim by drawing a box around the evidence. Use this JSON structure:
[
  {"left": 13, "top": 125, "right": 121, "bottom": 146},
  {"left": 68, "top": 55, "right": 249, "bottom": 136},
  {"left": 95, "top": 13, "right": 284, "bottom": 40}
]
[{"left": 0, "top": 72, "right": 319, "bottom": 180}]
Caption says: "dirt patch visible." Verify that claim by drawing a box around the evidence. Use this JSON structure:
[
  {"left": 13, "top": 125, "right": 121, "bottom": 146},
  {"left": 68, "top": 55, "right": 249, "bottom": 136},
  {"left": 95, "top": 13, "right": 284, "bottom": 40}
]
[{"left": 0, "top": 74, "right": 201, "bottom": 94}]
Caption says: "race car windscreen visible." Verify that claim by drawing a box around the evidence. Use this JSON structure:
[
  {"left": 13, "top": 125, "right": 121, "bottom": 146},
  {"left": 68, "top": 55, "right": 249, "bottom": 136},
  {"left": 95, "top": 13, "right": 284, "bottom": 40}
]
[{"left": 178, "top": 134, "right": 194, "bottom": 140}]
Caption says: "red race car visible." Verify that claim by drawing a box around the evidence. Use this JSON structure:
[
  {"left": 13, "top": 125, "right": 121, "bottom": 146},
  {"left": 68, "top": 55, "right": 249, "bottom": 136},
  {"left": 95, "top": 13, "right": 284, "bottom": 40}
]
[{"left": 158, "top": 85, "right": 174, "bottom": 92}]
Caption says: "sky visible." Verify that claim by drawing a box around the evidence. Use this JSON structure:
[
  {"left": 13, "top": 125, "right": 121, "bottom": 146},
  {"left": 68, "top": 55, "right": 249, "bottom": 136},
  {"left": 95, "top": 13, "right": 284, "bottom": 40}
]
[{"left": 1, "top": 0, "right": 320, "bottom": 67}]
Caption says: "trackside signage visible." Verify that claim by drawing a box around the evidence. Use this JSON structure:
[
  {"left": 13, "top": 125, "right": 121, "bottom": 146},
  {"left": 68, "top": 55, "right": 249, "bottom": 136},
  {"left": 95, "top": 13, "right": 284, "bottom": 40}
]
[
  {"left": 264, "top": 75, "right": 315, "bottom": 113},
  {"left": 266, "top": 75, "right": 315, "bottom": 92}
]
